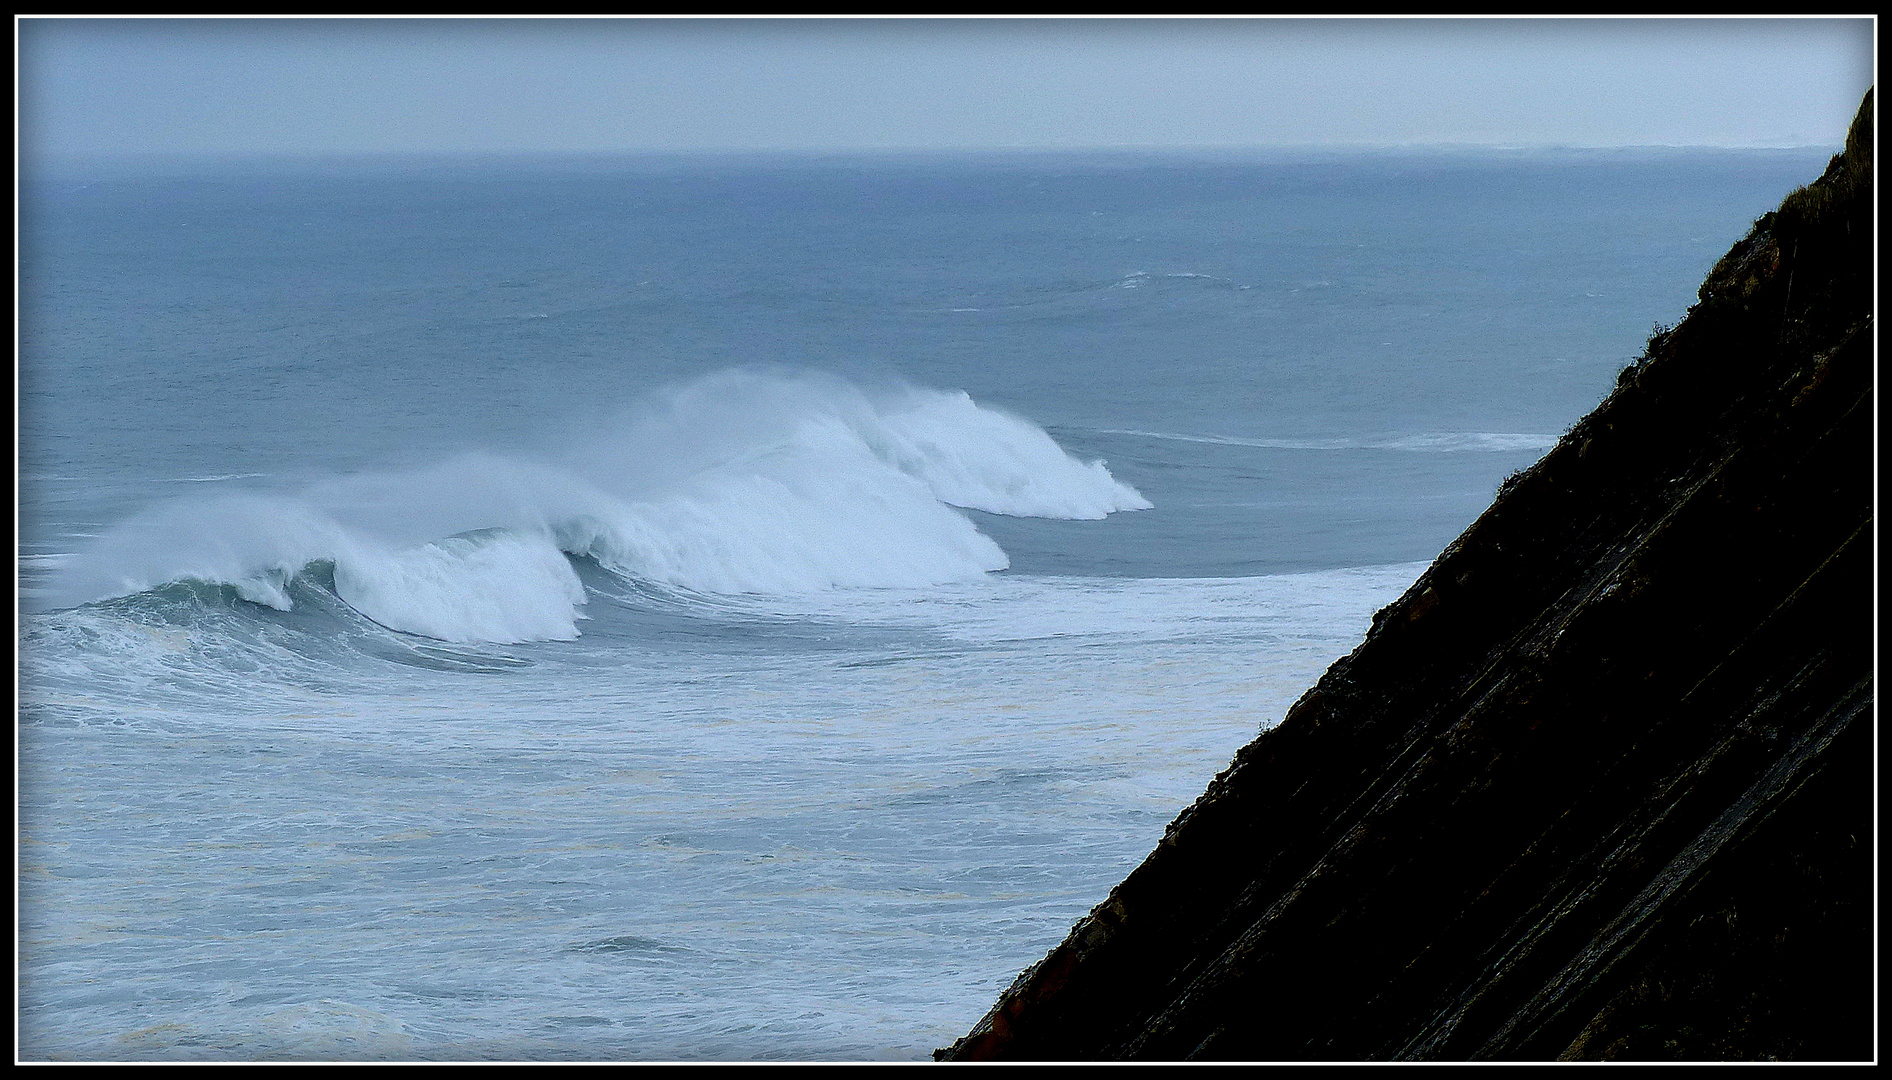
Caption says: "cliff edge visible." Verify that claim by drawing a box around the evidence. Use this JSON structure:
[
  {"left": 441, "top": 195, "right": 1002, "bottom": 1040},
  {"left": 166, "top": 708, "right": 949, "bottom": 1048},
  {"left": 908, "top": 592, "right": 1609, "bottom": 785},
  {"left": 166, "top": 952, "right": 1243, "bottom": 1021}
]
[{"left": 938, "top": 89, "right": 1874, "bottom": 1062}]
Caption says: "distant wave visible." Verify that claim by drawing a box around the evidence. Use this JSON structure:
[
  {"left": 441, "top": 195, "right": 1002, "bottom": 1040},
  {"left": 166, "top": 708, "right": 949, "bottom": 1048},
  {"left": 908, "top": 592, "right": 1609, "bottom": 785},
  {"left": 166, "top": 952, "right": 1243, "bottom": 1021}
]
[
  {"left": 928, "top": 270, "right": 1249, "bottom": 314},
  {"left": 51, "top": 369, "right": 1150, "bottom": 644},
  {"left": 1098, "top": 428, "right": 1560, "bottom": 453},
  {"left": 18, "top": 552, "right": 75, "bottom": 564},
  {"left": 1114, "top": 270, "right": 1245, "bottom": 290}
]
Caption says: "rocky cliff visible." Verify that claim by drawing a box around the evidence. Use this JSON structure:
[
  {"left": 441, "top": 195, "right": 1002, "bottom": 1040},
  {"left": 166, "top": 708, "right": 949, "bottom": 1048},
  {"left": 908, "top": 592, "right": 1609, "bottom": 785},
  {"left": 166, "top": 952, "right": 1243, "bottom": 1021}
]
[{"left": 938, "top": 90, "right": 1874, "bottom": 1063}]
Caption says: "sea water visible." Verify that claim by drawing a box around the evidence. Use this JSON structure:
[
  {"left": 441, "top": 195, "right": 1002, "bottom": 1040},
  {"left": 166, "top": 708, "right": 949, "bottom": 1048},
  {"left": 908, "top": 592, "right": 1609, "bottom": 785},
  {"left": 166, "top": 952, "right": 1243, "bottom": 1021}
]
[{"left": 16, "top": 147, "right": 1828, "bottom": 1060}]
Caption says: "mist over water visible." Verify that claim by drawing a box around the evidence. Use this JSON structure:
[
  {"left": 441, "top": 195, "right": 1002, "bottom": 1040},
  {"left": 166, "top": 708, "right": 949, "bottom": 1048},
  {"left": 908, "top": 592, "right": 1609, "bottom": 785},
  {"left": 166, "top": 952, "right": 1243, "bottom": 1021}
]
[
  {"left": 53, "top": 368, "right": 1150, "bottom": 642},
  {"left": 17, "top": 147, "right": 1830, "bottom": 1060}
]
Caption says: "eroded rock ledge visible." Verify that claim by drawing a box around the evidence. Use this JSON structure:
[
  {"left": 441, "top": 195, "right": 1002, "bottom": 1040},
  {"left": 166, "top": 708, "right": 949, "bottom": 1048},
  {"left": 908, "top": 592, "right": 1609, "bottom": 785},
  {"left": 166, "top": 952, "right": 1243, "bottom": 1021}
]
[{"left": 938, "top": 90, "right": 1873, "bottom": 1063}]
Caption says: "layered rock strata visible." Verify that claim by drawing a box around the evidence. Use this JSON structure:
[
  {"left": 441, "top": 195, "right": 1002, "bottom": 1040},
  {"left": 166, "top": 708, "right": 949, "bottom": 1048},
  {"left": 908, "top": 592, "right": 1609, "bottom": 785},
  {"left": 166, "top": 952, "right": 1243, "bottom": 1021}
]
[{"left": 939, "top": 90, "right": 1874, "bottom": 1063}]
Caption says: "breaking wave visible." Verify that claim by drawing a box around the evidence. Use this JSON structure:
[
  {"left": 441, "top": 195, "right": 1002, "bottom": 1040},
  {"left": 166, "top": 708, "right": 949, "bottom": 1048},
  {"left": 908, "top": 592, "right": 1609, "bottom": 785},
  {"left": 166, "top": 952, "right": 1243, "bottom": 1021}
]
[{"left": 50, "top": 369, "right": 1150, "bottom": 644}]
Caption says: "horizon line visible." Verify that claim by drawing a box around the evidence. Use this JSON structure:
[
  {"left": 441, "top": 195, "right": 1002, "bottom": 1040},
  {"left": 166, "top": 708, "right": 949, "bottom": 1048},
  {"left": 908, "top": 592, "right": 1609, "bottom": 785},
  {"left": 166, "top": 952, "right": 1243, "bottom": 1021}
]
[{"left": 21, "top": 140, "right": 1845, "bottom": 166}]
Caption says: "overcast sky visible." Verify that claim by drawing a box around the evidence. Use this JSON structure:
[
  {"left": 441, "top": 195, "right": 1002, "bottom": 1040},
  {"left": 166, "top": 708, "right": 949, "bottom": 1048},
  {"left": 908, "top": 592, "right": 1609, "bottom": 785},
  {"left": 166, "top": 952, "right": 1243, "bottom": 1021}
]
[{"left": 17, "top": 17, "right": 1877, "bottom": 160}]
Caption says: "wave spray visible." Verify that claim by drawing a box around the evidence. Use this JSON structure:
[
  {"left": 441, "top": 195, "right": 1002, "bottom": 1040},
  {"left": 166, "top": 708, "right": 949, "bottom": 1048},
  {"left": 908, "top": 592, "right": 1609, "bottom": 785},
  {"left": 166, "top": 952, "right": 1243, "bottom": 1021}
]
[{"left": 54, "top": 369, "right": 1151, "bottom": 643}]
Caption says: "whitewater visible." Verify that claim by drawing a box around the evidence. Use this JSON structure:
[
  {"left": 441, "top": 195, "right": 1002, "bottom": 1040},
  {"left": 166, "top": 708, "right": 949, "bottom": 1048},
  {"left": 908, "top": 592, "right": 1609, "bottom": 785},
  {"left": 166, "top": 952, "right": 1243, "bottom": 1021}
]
[
  {"left": 17, "top": 370, "right": 1414, "bottom": 1058},
  {"left": 17, "top": 147, "right": 1829, "bottom": 1060},
  {"left": 50, "top": 369, "right": 1150, "bottom": 643}
]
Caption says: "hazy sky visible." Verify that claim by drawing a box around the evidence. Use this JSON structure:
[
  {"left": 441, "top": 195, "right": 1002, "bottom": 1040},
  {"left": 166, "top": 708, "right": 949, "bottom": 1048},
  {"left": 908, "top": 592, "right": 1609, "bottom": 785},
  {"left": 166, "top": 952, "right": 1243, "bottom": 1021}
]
[{"left": 17, "top": 17, "right": 1877, "bottom": 160}]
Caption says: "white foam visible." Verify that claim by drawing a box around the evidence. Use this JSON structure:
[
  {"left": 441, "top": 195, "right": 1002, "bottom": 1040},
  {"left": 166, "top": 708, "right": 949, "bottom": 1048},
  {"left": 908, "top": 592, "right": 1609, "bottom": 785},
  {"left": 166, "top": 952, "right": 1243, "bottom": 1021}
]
[
  {"left": 333, "top": 530, "right": 588, "bottom": 644},
  {"left": 150, "top": 473, "right": 269, "bottom": 483},
  {"left": 860, "top": 387, "right": 1151, "bottom": 519},
  {"left": 17, "top": 553, "right": 75, "bottom": 565},
  {"left": 1374, "top": 432, "right": 1560, "bottom": 452},
  {"left": 55, "top": 494, "right": 350, "bottom": 612},
  {"left": 53, "top": 369, "right": 1151, "bottom": 643}
]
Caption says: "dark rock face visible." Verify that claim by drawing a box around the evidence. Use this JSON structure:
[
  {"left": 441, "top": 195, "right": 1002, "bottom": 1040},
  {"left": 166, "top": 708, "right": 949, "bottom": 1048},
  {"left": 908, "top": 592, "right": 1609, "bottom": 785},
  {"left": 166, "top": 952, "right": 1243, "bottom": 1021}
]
[{"left": 938, "top": 91, "right": 1873, "bottom": 1063}]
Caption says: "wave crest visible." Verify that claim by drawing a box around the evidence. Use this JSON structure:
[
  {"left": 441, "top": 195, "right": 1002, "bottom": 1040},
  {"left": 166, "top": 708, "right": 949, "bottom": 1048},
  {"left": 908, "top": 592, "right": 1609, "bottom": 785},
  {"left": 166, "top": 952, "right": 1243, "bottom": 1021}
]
[{"left": 53, "top": 369, "right": 1150, "bottom": 643}]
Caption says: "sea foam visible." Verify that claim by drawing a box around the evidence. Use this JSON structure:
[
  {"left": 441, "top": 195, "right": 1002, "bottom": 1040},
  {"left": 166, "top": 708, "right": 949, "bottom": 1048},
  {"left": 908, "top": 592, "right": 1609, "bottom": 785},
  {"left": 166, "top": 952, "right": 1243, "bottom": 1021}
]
[{"left": 53, "top": 369, "right": 1150, "bottom": 643}]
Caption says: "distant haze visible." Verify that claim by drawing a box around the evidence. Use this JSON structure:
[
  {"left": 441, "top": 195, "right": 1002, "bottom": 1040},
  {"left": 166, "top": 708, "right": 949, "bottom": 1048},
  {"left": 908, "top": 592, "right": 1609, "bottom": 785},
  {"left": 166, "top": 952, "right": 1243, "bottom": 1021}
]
[{"left": 17, "top": 17, "right": 1877, "bottom": 160}]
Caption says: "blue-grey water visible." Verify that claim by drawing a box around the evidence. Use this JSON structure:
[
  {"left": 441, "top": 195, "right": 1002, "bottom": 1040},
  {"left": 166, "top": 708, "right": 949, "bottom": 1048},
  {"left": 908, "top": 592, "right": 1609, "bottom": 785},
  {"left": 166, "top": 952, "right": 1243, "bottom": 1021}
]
[{"left": 16, "top": 147, "right": 1828, "bottom": 1060}]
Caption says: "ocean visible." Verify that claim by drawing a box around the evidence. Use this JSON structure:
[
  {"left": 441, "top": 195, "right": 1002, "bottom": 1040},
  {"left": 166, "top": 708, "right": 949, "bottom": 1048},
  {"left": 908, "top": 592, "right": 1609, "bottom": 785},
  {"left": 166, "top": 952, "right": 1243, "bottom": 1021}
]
[{"left": 15, "top": 146, "right": 1829, "bottom": 1060}]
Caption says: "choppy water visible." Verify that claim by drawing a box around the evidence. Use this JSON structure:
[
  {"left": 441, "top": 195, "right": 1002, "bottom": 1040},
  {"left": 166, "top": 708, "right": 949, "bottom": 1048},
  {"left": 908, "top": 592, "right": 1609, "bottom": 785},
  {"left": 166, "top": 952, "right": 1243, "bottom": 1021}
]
[{"left": 16, "top": 146, "right": 1829, "bottom": 1060}]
